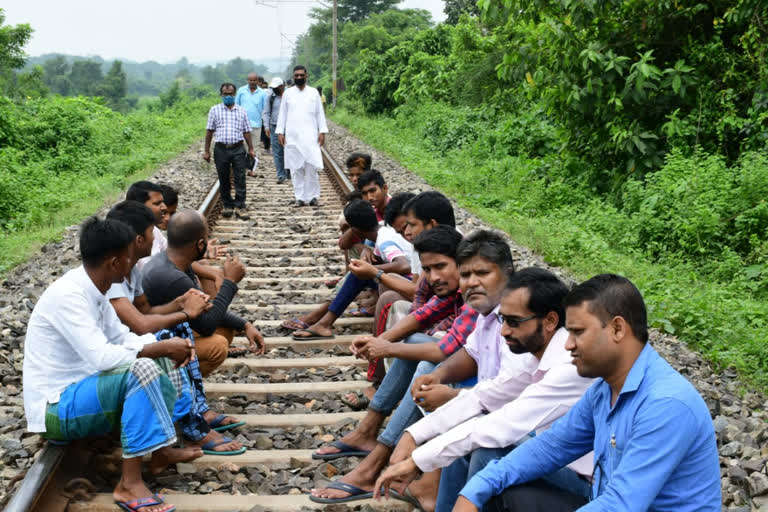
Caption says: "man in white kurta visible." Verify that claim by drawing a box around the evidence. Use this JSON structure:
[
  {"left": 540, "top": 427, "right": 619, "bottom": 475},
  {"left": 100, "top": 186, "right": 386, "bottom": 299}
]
[{"left": 276, "top": 65, "right": 328, "bottom": 206}]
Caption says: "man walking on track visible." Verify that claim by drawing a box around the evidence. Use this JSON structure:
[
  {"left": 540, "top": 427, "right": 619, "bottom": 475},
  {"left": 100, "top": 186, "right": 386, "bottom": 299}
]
[
  {"left": 276, "top": 65, "right": 328, "bottom": 207},
  {"left": 203, "top": 82, "right": 255, "bottom": 221},
  {"left": 263, "top": 77, "right": 287, "bottom": 184},
  {"left": 236, "top": 73, "right": 267, "bottom": 178}
]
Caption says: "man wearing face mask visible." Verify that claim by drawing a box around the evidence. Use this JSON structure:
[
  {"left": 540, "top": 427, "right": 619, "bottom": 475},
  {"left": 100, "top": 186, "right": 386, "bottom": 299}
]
[
  {"left": 203, "top": 83, "right": 256, "bottom": 220},
  {"left": 142, "top": 210, "right": 265, "bottom": 377},
  {"left": 263, "top": 77, "right": 287, "bottom": 184},
  {"left": 276, "top": 65, "right": 328, "bottom": 207}
]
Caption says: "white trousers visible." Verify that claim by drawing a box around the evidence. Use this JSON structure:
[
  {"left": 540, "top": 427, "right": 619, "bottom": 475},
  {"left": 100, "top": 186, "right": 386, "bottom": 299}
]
[
  {"left": 291, "top": 163, "right": 320, "bottom": 202},
  {"left": 249, "top": 129, "right": 260, "bottom": 170}
]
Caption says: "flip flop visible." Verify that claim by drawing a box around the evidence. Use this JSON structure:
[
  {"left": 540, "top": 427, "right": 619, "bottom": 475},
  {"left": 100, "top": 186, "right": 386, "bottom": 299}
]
[
  {"left": 207, "top": 414, "right": 246, "bottom": 433},
  {"left": 227, "top": 347, "right": 248, "bottom": 357},
  {"left": 280, "top": 317, "right": 309, "bottom": 331},
  {"left": 340, "top": 392, "right": 370, "bottom": 411},
  {"left": 308, "top": 481, "right": 374, "bottom": 504},
  {"left": 349, "top": 307, "right": 373, "bottom": 317},
  {"left": 292, "top": 329, "right": 336, "bottom": 341},
  {"left": 390, "top": 488, "right": 426, "bottom": 511},
  {"left": 115, "top": 495, "right": 176, "bottom": 512},
  {"left": 201, "top": 436, "right": 246, "bottom": 456},
  {"left": 312, "top": 440, "right": 371, "bottom": 460},
  {"left": 324, "top": 278, "right": 341, "bottom": 288}
]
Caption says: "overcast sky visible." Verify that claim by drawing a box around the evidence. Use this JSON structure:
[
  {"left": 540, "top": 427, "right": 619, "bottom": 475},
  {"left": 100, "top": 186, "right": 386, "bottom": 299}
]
[{"left": 3, "top": 0, "right": 447, "bottom": 65}]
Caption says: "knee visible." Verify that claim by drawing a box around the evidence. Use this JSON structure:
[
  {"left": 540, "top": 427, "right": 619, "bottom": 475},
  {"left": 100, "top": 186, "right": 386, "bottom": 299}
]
[{"left": 204, "top": 336, "right": 228, "bottom": 366}]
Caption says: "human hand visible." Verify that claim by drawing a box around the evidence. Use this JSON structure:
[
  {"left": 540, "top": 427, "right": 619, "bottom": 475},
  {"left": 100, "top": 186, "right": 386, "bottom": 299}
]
[
  {"left": 350, "top": 335, "right": 373, "bottom": 358},
  {"left": 222, "top": 253, "right": 245, "bottom": 283},
  {"left": 206, "top": 238, "right": 227, "bottom": 259},
  {"left": 202, "top": 151, "right": 211, "bottom": 162},
  {"left": 318, "top": 133, "right": 325, "bottom": 146},
  {"left": 278, "top": 134, "right": 285, "bottom": 146},
  {"left": 348, "top": 259, "right": 378, "bottom": 280},
  {"left": 410, "top": 373, "right": 441, "bottom": 400},
  {"left": 390, "top": 432, "right": 417, "bottom": 465},
  {"left": 360, "top": 247, "right": 375, "bottom": 264},
  {"left": 163, "top": 337, "right": 194, "bottom": 368},
  {"left": 372, "top": 457, "right": 420, "bottom": 502},
  {"left": 453, "top": 496, "right": 480, "bottom": 512},
  {"left": 412, "top": 384, "right": 459, "bottom": 412},
  {"left": 245, "top": 322, "right": 265, "bottom": 355},
  {"left": 248, "top": 147, "right": 256, "bottom": 159},
  {"left": 358, "top": 336, "right": 392, "bottom": 361},
  {"left": 265, "top": 129, "right": 271, "bottom": 137},
  {"left": 181, "top": 290, "right": 210, "bottom": 318}
]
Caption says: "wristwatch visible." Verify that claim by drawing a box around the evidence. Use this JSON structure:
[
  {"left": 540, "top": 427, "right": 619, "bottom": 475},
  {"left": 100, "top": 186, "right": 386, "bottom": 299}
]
[{"left": 374, "top": 270, "right": 384, "bottom": 283}]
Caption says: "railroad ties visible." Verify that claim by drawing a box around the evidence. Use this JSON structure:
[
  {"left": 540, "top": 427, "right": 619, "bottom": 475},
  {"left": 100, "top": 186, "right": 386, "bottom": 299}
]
[{"left": 69, "top": 164, "right": 413, "bottom": 510}]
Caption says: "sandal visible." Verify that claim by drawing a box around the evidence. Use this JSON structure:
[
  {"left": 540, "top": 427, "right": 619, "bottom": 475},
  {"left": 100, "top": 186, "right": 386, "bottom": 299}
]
[
  {"left": 340, "top": 392, "right": 370, "bottom": 411},
  {"left": 348, "top": 307, "right": 373, "bottom": 317},
  {"left": 280, "top": 317, "right": 309, "bottom": 331},
  {"left": 201, "top": 435, "right": 246, "bottom": 456},
  {"left": 227, "top": 346, "right": 248, "bottom": 357}
]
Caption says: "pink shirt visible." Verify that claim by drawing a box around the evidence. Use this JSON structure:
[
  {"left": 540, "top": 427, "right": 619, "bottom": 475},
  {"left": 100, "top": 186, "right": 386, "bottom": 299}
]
[
  {"left": 406, "top": 327, "right": 595, "bottom": 477},
  {"left": 463, "top": 305, "right": 503, "bottom": 382}
]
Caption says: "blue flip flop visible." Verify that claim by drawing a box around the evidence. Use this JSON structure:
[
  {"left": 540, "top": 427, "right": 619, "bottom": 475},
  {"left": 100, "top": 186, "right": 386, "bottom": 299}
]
[
  {"left": 309, "top": 481, "right": 373, "bottom": 504},
  {"left": 201, "top": 435, "right": 246, "bottom": 456},
  {"left": 312, "top": 440, "right": 371, "bottom": 460},
  {"left": 207, "top": 414, "right": 246, "bottom": 432},
  {"left": 115, "top": 495, "right": 176, "bottom": 512}
]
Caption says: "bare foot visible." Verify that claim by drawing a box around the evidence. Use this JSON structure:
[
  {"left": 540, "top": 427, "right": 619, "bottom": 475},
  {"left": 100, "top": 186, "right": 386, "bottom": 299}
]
[
  {"left": 342, "top": 385, "right": 376, "bottom": 407},
  {"left": 191, "top": 430, "right": 243, "bottom": 452},
  {"left": 314, "top": 429, "right": 378, "bottom": 457},
  {"left": 148, "top": 445, "right": 203, "bottom": 475},
  {"left": 310, "top": 465, "right": 377, "bottom": 499},
  {"left": 406, "top": 470, "right": 440, "bottom": 512},
  {"left": 113, "top": 480, "right": 173, "bottom": 512}
]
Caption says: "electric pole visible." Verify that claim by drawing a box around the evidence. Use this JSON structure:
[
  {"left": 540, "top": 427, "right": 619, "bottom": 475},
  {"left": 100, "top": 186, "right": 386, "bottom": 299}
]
[{"left": 332, "top": 0, "right": 338, "bottom": 108}]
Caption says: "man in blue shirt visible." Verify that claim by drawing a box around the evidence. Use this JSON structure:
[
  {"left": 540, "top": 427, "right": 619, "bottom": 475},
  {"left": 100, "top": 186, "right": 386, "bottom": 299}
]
[
  {"left": 453, "top": 274, "right": 721, "bottom": 512},
  {"left": 235, "top": 73, "right": 266, "bottom": 177}
]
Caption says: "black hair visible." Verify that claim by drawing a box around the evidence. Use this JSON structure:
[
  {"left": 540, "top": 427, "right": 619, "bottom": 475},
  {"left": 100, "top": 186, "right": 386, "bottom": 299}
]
[
  {"left": 505, "top": 267, "right": 568, "bottom": 329},
  {"left": 357, "top": 169, "right": 386, "bottom": 191},
  {"left": 317, "top": 86, "right": 323, "bottom": 95},
  {"left": 404, "top": 191, "right": 456, "bottom": 228},
  {"left": 158, "top": 184, "right": 179, "bottom": 207},
  {"left": 257, "top": 75, "right": 264, "bottom": 82},
  {"left": 343, "top": 199, "right": 379, "bottom": 232},
  {"left": 345, "top": 191, "right": 363, "bottom": 203},
  {"left": 384, "top": 192, "right": 416, "bottom": 227},
  {"left": 413, "top": 225, "right": 464, "bottom": 260},
  {"left": 345, "top": 152, "right": 372, "bottom": 171},
  {"left": 455, "top": 230, "right": 515, "bottom": 273},
  {"left": 79, "top": 217, "right": 135, "bottom": 268},
  {"left": 167, "top": 210, "right": 207, "bottom": 248},
  {"left": 293, "top": 65, "right": 307, "bottom": 73},
  {"left": 106, "top": 200, "right": 156, "bottom": 237},
  {"left": 563, "top": 274, "right": 649, "bottom": 343},
  {"left": 219, "top": 82, "right": 236, "bottom": 94},
  {"left": 126, "top": 181, "right": 163, "bottom": 204}
]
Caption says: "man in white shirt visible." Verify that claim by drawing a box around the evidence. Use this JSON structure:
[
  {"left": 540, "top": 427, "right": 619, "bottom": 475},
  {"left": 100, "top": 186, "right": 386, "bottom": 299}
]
[
  {"left": 373, "top": 268, "right": 595, "bottom": 510},
  {"left": 276, "top": 65, "right": 328, "bottom": 207},
  {"left": 23, "top": 217, "right": 200, "bottom": 512}
]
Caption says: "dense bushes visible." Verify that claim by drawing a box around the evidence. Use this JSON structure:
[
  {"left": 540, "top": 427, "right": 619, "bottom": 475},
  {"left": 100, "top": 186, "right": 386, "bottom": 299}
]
[{"left": 0, "top": 92, "right": 214, "bottom": 239}]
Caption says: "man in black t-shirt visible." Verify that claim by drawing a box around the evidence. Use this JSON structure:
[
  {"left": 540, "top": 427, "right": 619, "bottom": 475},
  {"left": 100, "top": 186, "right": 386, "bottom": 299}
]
[{"left": 143, "top": 210, "right": 265, "bottom": 376}]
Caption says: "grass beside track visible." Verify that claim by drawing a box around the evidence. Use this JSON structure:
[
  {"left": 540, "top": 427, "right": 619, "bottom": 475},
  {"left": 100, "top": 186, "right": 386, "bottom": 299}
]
[
  {"left": 331, "top": 108, "right": 768, "bottom": 391},
  {"left": 0, "top": 97, "right": 213, "bottom": 276}
]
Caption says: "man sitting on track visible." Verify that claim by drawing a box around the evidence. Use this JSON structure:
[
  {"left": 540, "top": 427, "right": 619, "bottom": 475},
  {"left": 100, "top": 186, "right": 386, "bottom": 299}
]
[
  {"left": 292, "top": 198, "right": 413, "bottom": 341},
  {"left": 107, "top": 200, "right": 247, "bottom": 449},
  {"left": 23, "top": 217, "right": 203, "bottom": 512},
  {"left": 309, "top": 230, "right": 514, "bottom": 508},
  {"left": 127, "top": 181, "right": 168, "bottom": 272},
  {"left": 449, "top": 274, "right": 721, "bottom": 512},
  {"left": 372, "top": 268, "right": 595, "bottom": 511},
  {"left": 142, "top": 210, "right": 265, "bottom": 376}
]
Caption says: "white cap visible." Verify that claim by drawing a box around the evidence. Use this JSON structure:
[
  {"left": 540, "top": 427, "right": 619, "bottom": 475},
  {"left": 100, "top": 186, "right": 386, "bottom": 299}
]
[{"left": 269, "top": 77, "right": 285, "bottom": 89}]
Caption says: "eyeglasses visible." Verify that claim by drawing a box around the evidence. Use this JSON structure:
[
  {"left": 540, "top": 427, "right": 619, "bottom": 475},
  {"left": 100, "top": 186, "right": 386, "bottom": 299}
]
[{"left": 496, "top": 314, "right": 540, "bottom": 328}]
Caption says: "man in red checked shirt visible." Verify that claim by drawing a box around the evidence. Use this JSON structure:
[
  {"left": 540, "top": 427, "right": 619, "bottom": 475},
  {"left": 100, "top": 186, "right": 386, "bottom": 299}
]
[{"left": 309, "top": 230, "right": 515, "bottom": 508}]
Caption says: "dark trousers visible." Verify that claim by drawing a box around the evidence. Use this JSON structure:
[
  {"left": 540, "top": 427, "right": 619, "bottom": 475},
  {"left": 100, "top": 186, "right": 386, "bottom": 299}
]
[
  {"left": 486, "top": 479, "right": 588, "bottom": 512},
  {"left": 260, "top": 126, "right": 270, "bottom": 150},
  {"left": 213, "top": 144, "right": 247, "bottom": 209}
]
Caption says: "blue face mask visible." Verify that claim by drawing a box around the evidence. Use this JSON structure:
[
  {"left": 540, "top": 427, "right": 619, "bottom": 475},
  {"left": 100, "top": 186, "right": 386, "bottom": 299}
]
[{"left": 222, "top": 95, "right": 235, "bottom": 106}]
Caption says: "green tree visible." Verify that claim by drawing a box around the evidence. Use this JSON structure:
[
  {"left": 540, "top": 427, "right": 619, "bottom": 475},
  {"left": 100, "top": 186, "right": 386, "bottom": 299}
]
[
  {"left": 42, "top": 55, "right": 72, "bottom": 95},
  {"left": 69, "top": 60, "right": 104, "bottom": 95},
  {"left": 444, "top": 0, "right": 480, "bottom": 24},
  {"left": 0, "top": 9, "right": 31, "bottom": 71},
  {"left": 101, "top": 60, "right": 127, "bottom": 110},
  {"left": 337, "top": 0, "right": 400, "bottom": 22}
]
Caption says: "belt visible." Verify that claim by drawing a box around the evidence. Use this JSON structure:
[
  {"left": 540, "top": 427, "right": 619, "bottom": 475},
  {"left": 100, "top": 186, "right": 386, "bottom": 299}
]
[{"left": 215, "top": 141, "right": 243, "bottom": 149}]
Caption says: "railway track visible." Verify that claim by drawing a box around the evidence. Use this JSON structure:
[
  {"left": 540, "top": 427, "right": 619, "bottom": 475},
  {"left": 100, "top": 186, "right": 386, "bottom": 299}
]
[{"left": 7, "top": 147, "right": 412, "bottom": 511}]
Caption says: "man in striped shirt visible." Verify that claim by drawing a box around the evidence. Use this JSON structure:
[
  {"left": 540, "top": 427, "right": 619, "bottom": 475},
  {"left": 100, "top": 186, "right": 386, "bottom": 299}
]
[{"left": 203, "top": 82, "right": 256, "bottom": 220}]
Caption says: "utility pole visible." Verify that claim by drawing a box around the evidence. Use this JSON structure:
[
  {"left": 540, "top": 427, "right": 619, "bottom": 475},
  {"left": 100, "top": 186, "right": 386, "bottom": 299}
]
[{"left": 332, "top": 0, "right": 338, "bottom": 108}]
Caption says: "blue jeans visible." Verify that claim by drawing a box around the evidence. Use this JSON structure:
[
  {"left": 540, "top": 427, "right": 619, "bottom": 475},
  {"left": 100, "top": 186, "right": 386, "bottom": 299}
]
[
  {"left": 270, "top": 129, "right": 286, "bottom": 180},
  {"left": 368, "top": 333, "right": 438, "bottom": 447},
  {"left": 328, "top": 272, "right": 376, "bottom": 317},
  {"left": 436, "top": 442, "right": 591, "bottom": 512}
]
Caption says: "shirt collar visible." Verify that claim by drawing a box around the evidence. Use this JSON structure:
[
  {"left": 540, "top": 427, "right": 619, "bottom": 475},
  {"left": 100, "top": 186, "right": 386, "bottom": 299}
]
[
  {"left": 538, "top": 327, "right": 570, "bottom": 371},
  {"left": 75, "top": 265, "right": 107, "bottom": 300},
  {"left": 617, "top": 342, "right": 655, "bottom": 395}
]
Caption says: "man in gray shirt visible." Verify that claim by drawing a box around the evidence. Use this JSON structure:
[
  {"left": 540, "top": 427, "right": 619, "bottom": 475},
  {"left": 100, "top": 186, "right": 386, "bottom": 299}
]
[{"left": 263, "top": 77, "right": 287, "bottom": 184}]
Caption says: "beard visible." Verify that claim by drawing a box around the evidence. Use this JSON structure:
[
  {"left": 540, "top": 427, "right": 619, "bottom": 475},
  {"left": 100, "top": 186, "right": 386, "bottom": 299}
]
[{"left": 505, "top": 321, "right": 546, "bottom": 355}]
